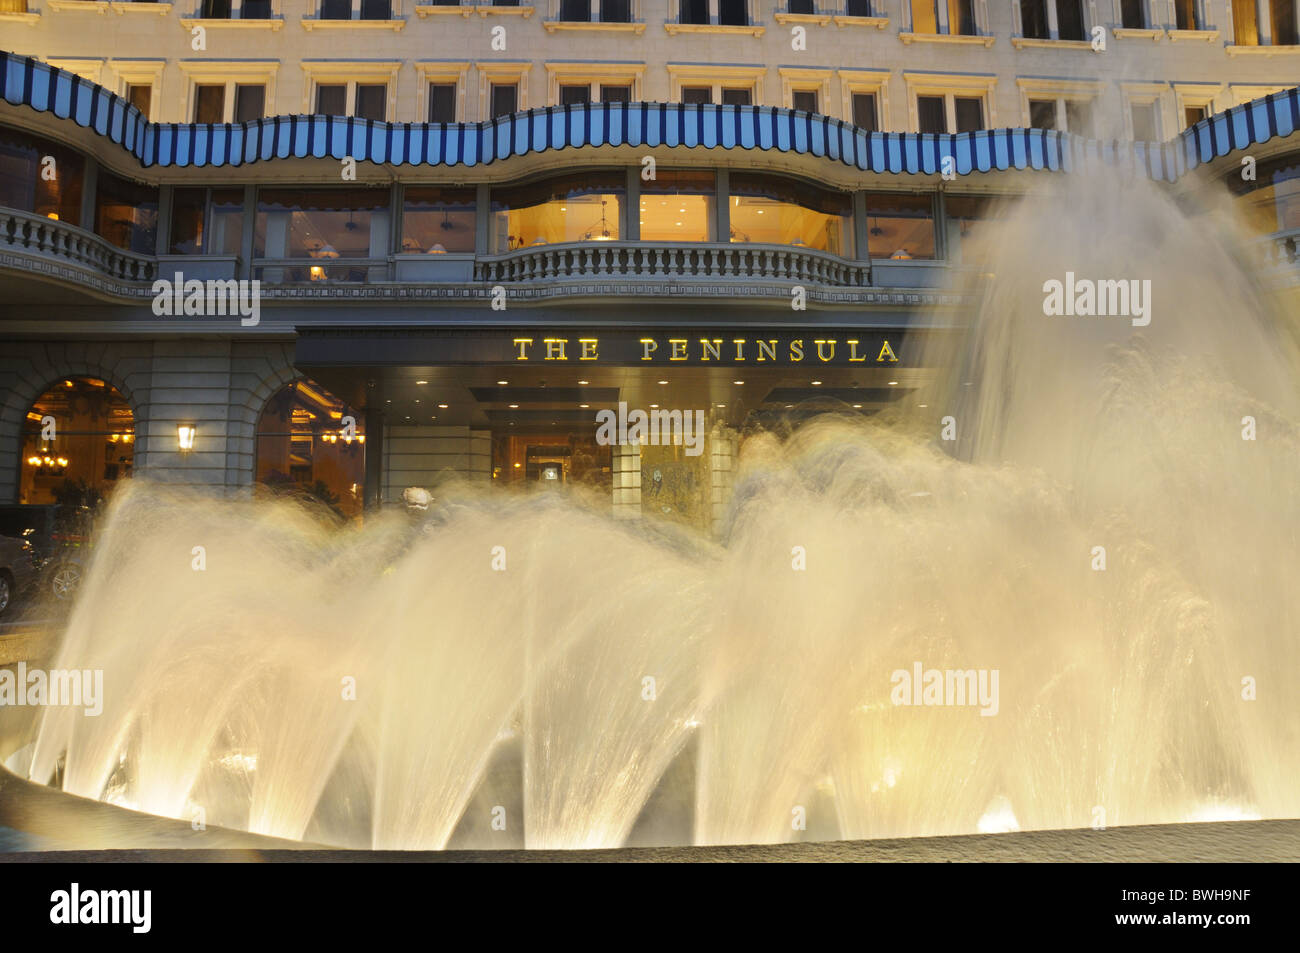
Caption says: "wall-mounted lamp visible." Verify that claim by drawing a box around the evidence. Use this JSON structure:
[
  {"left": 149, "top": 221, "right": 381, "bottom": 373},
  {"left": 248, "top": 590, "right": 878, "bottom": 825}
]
[{"left": 178, "top": 425, "right": 196, "bottom": 451}]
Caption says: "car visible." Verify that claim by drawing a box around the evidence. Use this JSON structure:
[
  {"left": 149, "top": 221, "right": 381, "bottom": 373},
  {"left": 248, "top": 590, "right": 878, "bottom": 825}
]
[
  {"left": 0, "top": 534, "right": 39, "bottom": 620},
  {"left": 0, "top": 504, "right": 95, "bottom": 605}
]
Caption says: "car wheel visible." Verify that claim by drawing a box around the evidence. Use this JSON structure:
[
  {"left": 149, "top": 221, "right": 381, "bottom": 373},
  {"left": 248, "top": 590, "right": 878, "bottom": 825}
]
[
  {"left": 0, "top": 573, "right": 11, "bottom": 618},
  {"left": 50, "top": 562, "right": 82, "bottom": 601}
]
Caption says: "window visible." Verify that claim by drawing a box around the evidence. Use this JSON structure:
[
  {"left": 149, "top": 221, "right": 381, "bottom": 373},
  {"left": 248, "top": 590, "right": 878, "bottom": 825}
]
[
  {"left": 320, "top": 0, "right": 349, "bottom": 17},
  {"left": 954, "top": 97, "right": 983, "bottom": 132},
  {"left": 943, "top": 194, "right": 1007, "bottom": 261},
  {"left": 428, "top": 83, "right": 457, "bottom": 123},
  {"left": 1227, "top": 154, "right": 1300, "bottom": 235},
  {"left": 788, "top": 0, "right": 815, "bottom": 12},
  {"left": 20, "top": 378, "right": 134, "bottom": 507},
  {"left": 126, "top": 84, "right": 152, "bottom": 118},
  {"left": 722, "top": 88, "right": 752, "bottom": 105},
  {"left": 560, "top": 0, "right": 591, "bottom": 19},
  {"left": 845, "top": 0, "right": 873, "bottom": 13},
  {"left": 852, "top": 92, "right": 878, "bottom": 132},
  {"left": 729, "top": 173, "right": 852, "bottom": 255},
  {"left": 1130, "top": 102, "right": 1157, "bottom": 140},
  {"left": 560, "top": 84, "right": 592, "bottom": 105},
  {"left": 1232, "top": 0, "right": 1258, "bottom": 44},
  {"left": 792, "top": 89, "right": 818, "bottom": 113},
  {"left": 1056, "top": 0, "right": 1084, "bottom": 39},
  {"left": 682, "top": 86, "right": 712, "bottom": 104},
  {"left": 354, "top": 84, "right": 387, "bottom": 121},
  {"left": 1065, "top": 100, "right": 1094, "bottom": 136},
  {"left": 254, "top": 188, "right": 391, "bottom": 282},
  {"left": 719, "top": 0, "right": 747, "bottom": 25},
  {"left": 201, "top": 0, "right": 232, "bottom": 16},
  {"left": 194, "top": 84, "right": 225, "bottom": 123},
  {"left": 316, "top": 84, "right": 347, "bottom": 116},
  {"left": 1273, "top": 0, "right": 1298, "bottom": 45},
  {"left": 234, "top": 84, "right": 266, "bottom": 122},
  {"left": 1120, "top": 0, "right": 1145, "bottom": 28},
  {"left": 917, "top": 95, "right": 945, "bottom": 134},
  {"left": 95, "top": 169, "right": 158, "bottom": 254},
  {"left": 401, "top": 187, "right": 476, "bottom": 254},
  {"left": 600, "top": 84, "right": 632, "bottom": 103},
  {"left": 864, "top": 193, "right": 935, "bottom": 259},
  {"left": 490, "top": 172, "right": 625, "bottom": 251},
  {"left": 910, "top": 0, "right": 937, "bottom": 32},
  {"left": 1184, "top": 105, "right": 1207, "bottom": 127},
  {"left": 169, "top": 188, "right": 244, "bottom": 256},
  {"left": 243, "top": 0, "right": 272, "bottom": 15},
  {"left": 0, "top": 127, "right": 84, "bottom": 225},
  {"left": 1173, "top": 0, "right": 1199, "bottom": 29},
  {"left": 360, "top": 0, "right": 392, "bottom": 17},
  {"left": 680, "top": 0, "right": 708, "bottom": 23},
  {"left": 1020, "top": 0, "right": 1048, "bottom": 38},
  {"left": 639, "top": 170, "right": 715, "bottom": 242},
  {"left": 671, "top": 69, "right": 763, "bottom": 106},
  {"left": 314, "top": 82, "right": 387, "bottom": 120},
  {"left": 1029, "top": 99, "right": 1056, "bottom": 129},
  {"left": 948, "top": 0, "right": 975, "bottom": 33},
  {"left": 491, "top": 83, "right": 518, "bottom": 118}
]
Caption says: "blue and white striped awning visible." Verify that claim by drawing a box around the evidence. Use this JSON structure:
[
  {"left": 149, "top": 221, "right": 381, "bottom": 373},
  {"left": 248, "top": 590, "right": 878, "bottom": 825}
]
[{"left": 2, "top": 51, "right": 1297, "bottom": 182}]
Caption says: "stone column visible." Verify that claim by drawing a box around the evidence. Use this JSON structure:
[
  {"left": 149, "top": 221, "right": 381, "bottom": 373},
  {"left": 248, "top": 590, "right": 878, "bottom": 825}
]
[
  {"left": 612, "top": 441, "right": 641, "bottom": 519},
  {"left": 709, "top": 422, "right": 737, "bottom": 537}
]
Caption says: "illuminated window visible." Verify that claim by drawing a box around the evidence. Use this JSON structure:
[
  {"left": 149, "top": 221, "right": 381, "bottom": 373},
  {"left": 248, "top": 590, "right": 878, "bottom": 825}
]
[
  {"left": 20, "top": 378, "right": 133, "bottom": 507},
  {"left": 256, "top": 379, "right": 366, "bottom": 521},
  {"left": 639, "top": 171, "right": 715, "bottom": 242},
  {"left": 95, "top": 170, "right": 158, "bottom": 254},
  {"left": 729, "top": 173, "right": 852, "bottom": 256},
  {"left": 401, "top": 187, "right": 476, "bottom": 254},
  {"left": 1228, "top": 154, "right": 1300, "bottom": 235},
  {"left": 0, "top": 128, "right": 84, "bottom": 225},
  {"left": 169, "top": 188, "right": 244, "bottom": 256},
  {"left": 490, "top": 172, "right": 624, "bottom": 251},
  {"left": 864, "top": 193, "right": 936, "bottom": 260},
  {"left": 254, "top": 188, "right": 391, "bottom": 281}
]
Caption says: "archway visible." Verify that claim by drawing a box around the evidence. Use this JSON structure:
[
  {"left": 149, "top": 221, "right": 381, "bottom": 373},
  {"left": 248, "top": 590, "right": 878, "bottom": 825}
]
[
  {"left": 19, "top": 377, "right": 135, "bottom": 506},
  {"left": 255, "top": 378, "right": 366, "bottom": 520}
]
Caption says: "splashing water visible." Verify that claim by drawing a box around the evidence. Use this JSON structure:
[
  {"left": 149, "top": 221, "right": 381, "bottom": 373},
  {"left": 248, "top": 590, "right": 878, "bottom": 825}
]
[{"left": 12, "top": 174, "right": 1300, "bottom": 848}]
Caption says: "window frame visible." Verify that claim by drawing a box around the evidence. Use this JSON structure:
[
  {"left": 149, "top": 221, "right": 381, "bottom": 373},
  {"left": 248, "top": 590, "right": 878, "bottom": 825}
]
[
  {"left": 108, "top": 59, "right": 166, "bottom": 122},
  {"left": 179, "top": 60, "right": 279, "bottom": 124},
  {"left": 840, "top": 69, "right": 891, "bottom": 132},
  {"left": 666, "top": 64, "right": 766, "bottom": 106},
  {"left": 779, "top": 67, "right": 832, "bottom": 115},
  {"left": 301, "top": 61, "right": 401, "bottom": 121},
  {"left": 415, "top": 61, "right": 470, "bottom": 123},
  {"left": 1119, "top": 81, "right": 1169, "bottom": 141},
  {"left": 1015, "top": 78, "right": 1103, "bottom": 135},
  {"left": 545, "top": 62, "right": 645, "bottom": 106},
  {"left": 904, "top": 72, "right": 997, "bottom": 133},
  {"left": 478, "top": 62, "right": 531, "bottom": 120}
]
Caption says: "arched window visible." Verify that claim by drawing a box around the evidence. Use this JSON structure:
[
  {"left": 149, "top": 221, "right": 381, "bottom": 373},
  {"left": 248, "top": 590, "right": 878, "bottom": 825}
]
[
  {"left": 20, "top": 377, "right": 134, "bottom": 506},
  {"left": 255, "top": 379, "right": 366, "bottom": 519}
]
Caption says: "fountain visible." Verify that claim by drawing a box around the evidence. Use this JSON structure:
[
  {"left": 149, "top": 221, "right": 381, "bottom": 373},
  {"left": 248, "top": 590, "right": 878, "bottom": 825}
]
[{"left": 3, "top": 171, "right": 1298, "bottom": 853}]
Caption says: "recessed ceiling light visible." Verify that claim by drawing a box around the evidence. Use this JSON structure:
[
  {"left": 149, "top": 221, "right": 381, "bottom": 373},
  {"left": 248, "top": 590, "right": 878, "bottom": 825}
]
[
  {"left": 918, "top": 403, "right": 928, "bottom": 408},
  {"left": 579, "top": 403, "right": 589, "bottom": 408},
  {"left": 733, "top": 380, "right": 744, "bottom": 385},
  {"left": 717, "top": 403, "right": 726, "bottom": 408},
  {"left": 785, "top": 404, "right": 793, "bottom": 409},
  {"left": 416, "top": 380, "right": 427, "bottom": 385},
  {"left": 438, "top": 403, "right": 449, "bottom": 409},
  {"left": 650, "top": 404, "right": 659, "bottom": 409},
  {"left": 853, "top": 404, "right": 863, "bottom": 409},
  {"left": 658, "top": 380, "right": 669, "bottom": 385},
  {"left": 509, "top": 404, "right": 519, "bottom": 409},
  {"left": 497, "top": 380, "right": 508, "bottom": 385},
  {"left": 811, "top": 381, "right": 822, "bottom": 386},
  {"left": 578, "top": 380, "right": 589, "bottom": 385},
  {"left": 888, "top": 381, "right": 899, "bottom": 386},
  {"left": 414, "top": 399, "right": 420, "bottom": 403}
]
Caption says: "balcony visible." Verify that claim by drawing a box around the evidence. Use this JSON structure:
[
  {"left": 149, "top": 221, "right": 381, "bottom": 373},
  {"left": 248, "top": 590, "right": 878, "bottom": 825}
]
[{"left": 0, "top": 209, "right": 157, "bottom": 294}]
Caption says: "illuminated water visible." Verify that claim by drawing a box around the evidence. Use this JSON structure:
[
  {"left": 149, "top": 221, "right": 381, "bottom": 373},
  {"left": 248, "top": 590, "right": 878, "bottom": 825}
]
[{"left": 10, "top": 176, "right": 1300, "bottom": 848}]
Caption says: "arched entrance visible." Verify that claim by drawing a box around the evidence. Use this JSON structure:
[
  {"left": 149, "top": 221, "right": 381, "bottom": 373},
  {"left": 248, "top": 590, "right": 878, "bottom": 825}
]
[
  {"left": 255, "top": 378, "right": 366, "bottom": 520},
  {"left": 19, "top": 377, "right": 135, "bottom": 506}
]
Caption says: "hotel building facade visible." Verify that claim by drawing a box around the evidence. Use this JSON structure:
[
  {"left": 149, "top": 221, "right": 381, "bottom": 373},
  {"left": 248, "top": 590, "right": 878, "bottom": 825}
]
[{"left": 0, "top": 0, "right": 1297, "bottom": 531}]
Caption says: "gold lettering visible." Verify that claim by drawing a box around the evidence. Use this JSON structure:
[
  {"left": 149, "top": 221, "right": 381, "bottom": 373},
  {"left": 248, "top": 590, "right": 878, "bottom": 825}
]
[
  {"left": 790, "top": 339, "right": 804, "bottom": 362},
  {"left": 670, "top": 339, "right": 688, "bottom": 361},
  {"left": 732, "top": 339, "right": 746, "bottom": 361},
  {"left": 757, "top": 340, "right": 777, "bottom": 362},
  {"left": 513, "top": 337, "right": 533, "bottom": 360},
  {"left": 579, "top": 338, "right": 599, "bottom": 361},
  {"left": 640, "top": 338, "right": 659, "bottom": 361},
  {"left": 815, "top": 339, "right": 836, "bottom": 362},
  {"left": 700, "top": 338, "right": 723, "bottom": 362},
  {"left": 847, "top": 339, "right": 866, "bottom": 362},
  {"left": 877, "top": 340, "right": 898, "bottom": 363},
  {"left": 545, "top": 338, "right": 568, "bottom": 360}
]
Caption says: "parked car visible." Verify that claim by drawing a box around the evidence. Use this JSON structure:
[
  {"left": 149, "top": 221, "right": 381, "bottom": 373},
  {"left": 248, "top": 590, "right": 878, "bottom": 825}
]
[
  {"left": 0, "top": 504, "right": 95, "bottom": 605},
  {"left": 0, "top": 533, "right": 39, "bottom": 620}
]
